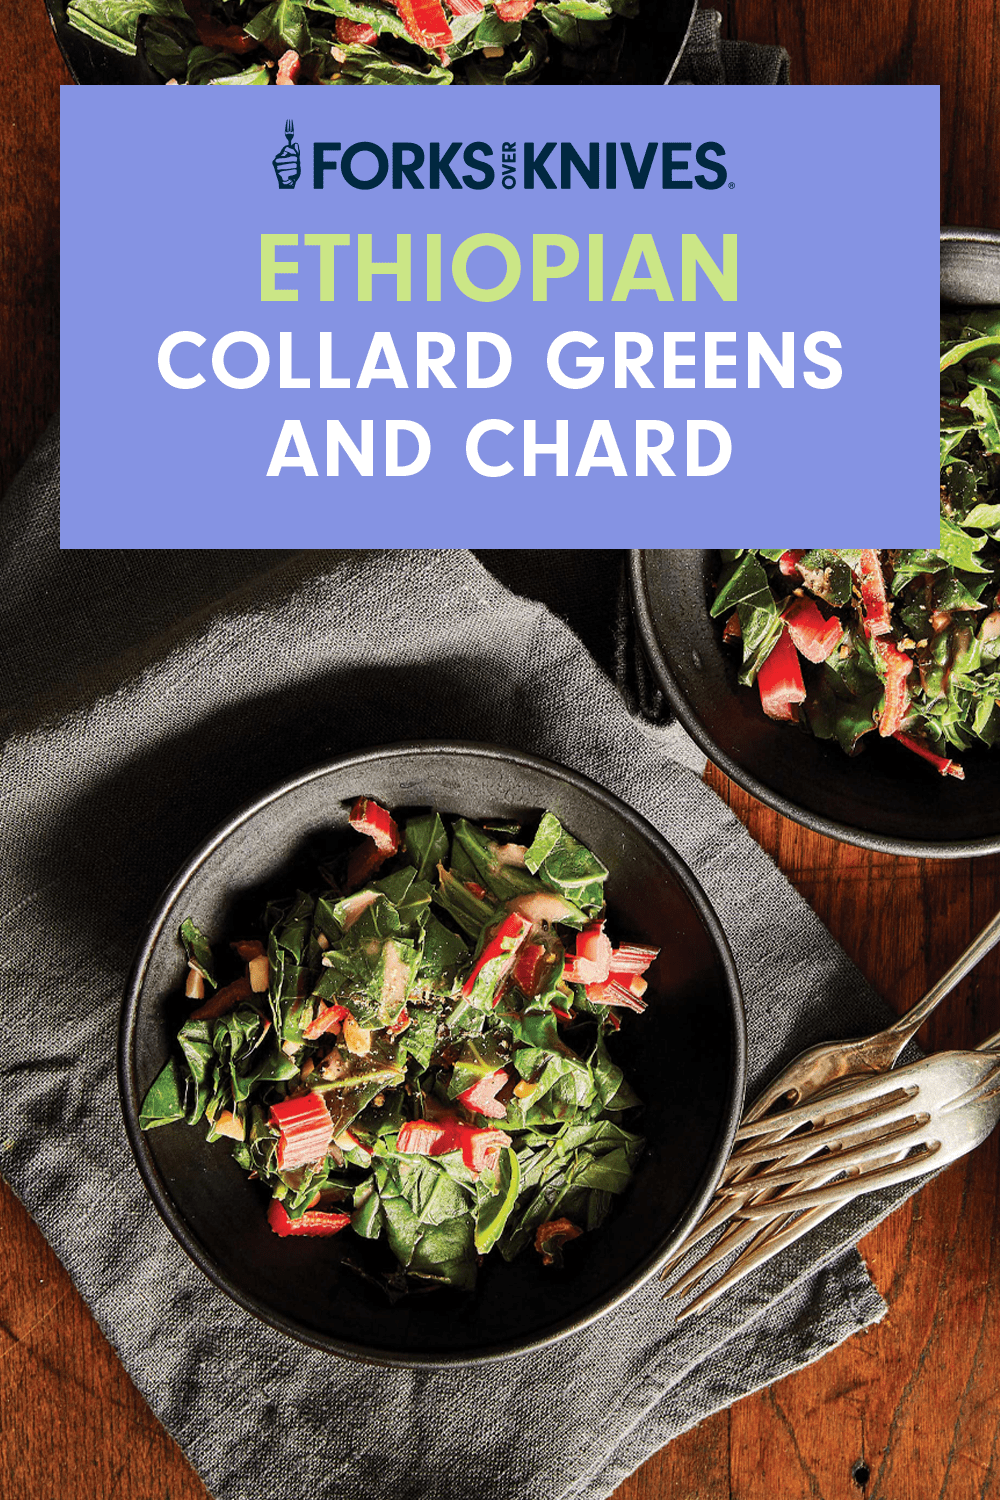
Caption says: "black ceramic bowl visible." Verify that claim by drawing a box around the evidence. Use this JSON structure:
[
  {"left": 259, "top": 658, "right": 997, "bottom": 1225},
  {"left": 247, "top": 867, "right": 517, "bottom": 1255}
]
[
  {"left": 120, "top": 741, "right": 745, "bottom": 1366},
  {"left": 629, "top": 230, "right": 1000, "bottom": 859},
  {"left": 631, "top": 549, "right": 1000, "bottom": 856},
  {"left": 46, "top": 0, "right": 696, "bottom": 84},
  {"left": 632, "top": 229, "right": 1000, "bottom": 858},
  {"left": 941, "top": 226, "right": 1000, "bottom": 307}
]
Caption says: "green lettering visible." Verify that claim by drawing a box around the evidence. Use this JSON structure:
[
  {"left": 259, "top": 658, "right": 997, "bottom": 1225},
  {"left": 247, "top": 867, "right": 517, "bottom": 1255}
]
[
  {"left": 357, "top": 234, "right": 412, "bottom": 303},
  {"left": 611, "top": 234, "right": 673, "bottom": 302},
  {"left": 532, "top": 234, "right": 579, "bottom": 301},
  {"left": 261, "top": 233, "right": 298, "bottom": 302},
  {"left": 681, "top": 233, "right": 737, "bottom": 301},
  {"left": 303, "top": 234, "right": 350, "bottom": 302},
  {"left": 452, "top": 233, "right": 521, "bottom": 302}
]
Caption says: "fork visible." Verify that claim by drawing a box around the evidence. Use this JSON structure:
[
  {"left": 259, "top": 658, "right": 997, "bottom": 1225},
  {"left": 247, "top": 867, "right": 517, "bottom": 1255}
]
[
  {"left": 667, "top": 1029, "right": 1000, "bottom": 1317},
  {"left": 663, "top": 1085, "right": 918, "bottom": 1303},
  {"left": 660, "top": 905, "right": 1000, "bottom": 1284},
  {"left": 661, "top": 1085, "right": 913, "bottom": 1294},
  {"left": 743, "top": 905, "right": 1000, "bottom": 1125},
  {"left": 730, "top": 1040, "right": 1000, "bottom": 1211}
]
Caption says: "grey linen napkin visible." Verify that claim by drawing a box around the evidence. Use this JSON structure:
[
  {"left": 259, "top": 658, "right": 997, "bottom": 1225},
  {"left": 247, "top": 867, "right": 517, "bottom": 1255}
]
[
  {"left": 672, "top": 9, "right": 790, "bottom": 86},
  {"left": 1, "top": 419, "right": 916, "bottom": 1500}
]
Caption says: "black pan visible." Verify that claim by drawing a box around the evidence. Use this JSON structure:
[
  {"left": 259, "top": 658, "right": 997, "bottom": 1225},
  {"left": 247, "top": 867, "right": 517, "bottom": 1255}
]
[
  {"left": 942, "top": 226, "right": 1000, "bottom": 306},
  {"left": 119, "top": 742, "right": 745, "bottom": 1365},
  {"left": 46, "top": 0, "right": 156, "bottom": 81},
  {"left": 629, "top": 228, "right": 1000, "bottom": 858},
  {"left": 45, "top": 0, "right": 697, "bottom": 85}
]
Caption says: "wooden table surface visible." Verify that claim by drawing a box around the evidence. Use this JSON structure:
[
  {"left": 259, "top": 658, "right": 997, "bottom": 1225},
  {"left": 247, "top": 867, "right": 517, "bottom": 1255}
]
[{"left": 3, "top": 4, "right": 1000, "bottom": 1499}]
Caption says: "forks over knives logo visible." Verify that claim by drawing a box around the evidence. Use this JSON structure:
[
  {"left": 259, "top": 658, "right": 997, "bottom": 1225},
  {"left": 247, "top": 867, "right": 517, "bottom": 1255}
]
[{"left": 273, "top": 119, "right": 301, "bottom": 190}]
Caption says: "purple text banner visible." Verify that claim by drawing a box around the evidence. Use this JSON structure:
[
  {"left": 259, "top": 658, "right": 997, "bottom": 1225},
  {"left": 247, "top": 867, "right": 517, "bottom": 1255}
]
[{"left": 61, "top": 84, "right": 939, "bottom": 548}]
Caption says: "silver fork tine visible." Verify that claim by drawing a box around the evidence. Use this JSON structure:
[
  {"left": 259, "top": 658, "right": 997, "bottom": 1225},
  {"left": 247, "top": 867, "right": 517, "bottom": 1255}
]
[
  {"left": 676, "top": 1172, "right": 878, "bottom": 1320},
  {"left": 666, "top": 984, "right": 1000, "bottom": 1320},
  {"left": 661, "top": 1139, "right": 800, "bottom": 1279},
  {"left": 734, "top": 1146, "right": 945, "bottom": 1217},
  {"left": 660, "top": 1192, "right": 750, "bottom": 1277},
  {"left": 664, "top": 1105, "right": 923, "bottom": 1297},
  {"left": 675, "top": 1131, "right": 917, "bottom": 1319},
  {"left": 663, "top": 1161, "right": 819, "bottom": 1284},
  {"left": 721, "top": 1111, "right": 930, "bottom": 1193},
  {"left": 663, "top": 1097, "right": 847, "bottom": 1277},
  {"left": 664, "top": 1083, "right": 916, "bottom": 1279},
  {"left": 728, "top": 1089, "right": 919, "bottom": 1168},
  {"left": 664, "top": 1114, "right": 859, "bottom": 1277},
  {"left": 733, "top": 1059, "right": 1000, "bottom": 1203},
  {"left": 732, "top": 1063, "right": 1000, "bottom": 1218},
  {"left": 674, "top": 1212, "right": 833, "bottom": 1321},
  {"left": 733, "top": 1071, "right": 918, "bottom": 1141},
  {"left": 668, "top": 1214, "right": 775, "bottom": 1300},
  {"left": 668, "top": 1054, "right": 1000, "bottom": 1311}
]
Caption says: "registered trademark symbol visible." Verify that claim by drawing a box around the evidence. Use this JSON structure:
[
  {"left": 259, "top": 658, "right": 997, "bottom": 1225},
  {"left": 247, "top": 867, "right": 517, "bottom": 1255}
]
[{"left": 728, "top": 181, "right": 735, "bottom": 189}]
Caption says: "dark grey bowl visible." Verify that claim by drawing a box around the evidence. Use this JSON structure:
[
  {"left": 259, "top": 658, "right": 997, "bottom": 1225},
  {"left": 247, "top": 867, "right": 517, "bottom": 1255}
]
[
  {"left": 46, "top": 0, "right": 696, "bottom": 84},
  {"left": 941, "top": 226, "right": 1000, "bottom": 306},
  {"left": 628, "top": 229, "right": 1000, "bottom": 859},
  {"left": 119, "top": 741, "right": 745, "bottom": 1366},
  {"left": 631, "top": 550, "right": 1000, "bottom": 856}
]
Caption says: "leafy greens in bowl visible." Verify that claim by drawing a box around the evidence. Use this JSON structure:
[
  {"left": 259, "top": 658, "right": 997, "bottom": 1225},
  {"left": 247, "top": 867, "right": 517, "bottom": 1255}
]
[
  {"left": 119, "top": 742, "right": 745, "bottom": 1365},
  {"left": 138, "top": 797, "right": 662, "bottom": 1290},
  {"left": 627, "top": 231, "right": 1000, "bottom": 859},
  {"left": 702, "top": 309, "right": 1000, "bottom": 776},
  {"left": 48, "top": 0, "right": 696, "bottom": 86}
]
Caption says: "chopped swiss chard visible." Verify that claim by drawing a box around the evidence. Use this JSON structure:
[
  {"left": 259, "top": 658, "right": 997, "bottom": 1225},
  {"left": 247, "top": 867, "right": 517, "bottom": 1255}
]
[
  {"left": 179, "top": 917, "right": 217, "bottom": 987},
  {"left": 757, "top": 628, "right": 806, "bottom": 722},
  {"left": 716, "top": 321, "right": 1000, "bottom": 772},
  {"left": 462, "top": 911, "right": 533, "bottom": 1007},
  {"left": 140, "top": 802, "right": 654, "bottom": 1295},
  {"left": 523, "top": 812, "right": 608, "bottom": 916}
]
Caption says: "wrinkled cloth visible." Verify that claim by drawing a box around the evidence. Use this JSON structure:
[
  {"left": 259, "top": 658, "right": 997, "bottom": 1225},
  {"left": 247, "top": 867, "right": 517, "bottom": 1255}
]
[
  {"left": 673, "top": 8, "right": 790, "bottom": 86},
  {"left": 0, "top": 418, "right": 920, "bottom": 1500}
]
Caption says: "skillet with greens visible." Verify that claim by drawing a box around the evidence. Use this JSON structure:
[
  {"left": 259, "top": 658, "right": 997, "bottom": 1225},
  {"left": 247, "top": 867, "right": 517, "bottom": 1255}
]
[
  {"left": 711, "top": 309, "right": 1000, "bottom": 780},
  {"left": 140, "top": 798, "right": 658, "bottom": 1292},
  {"left": 66, "top": 0, "right": 649, "bottom": 87}
]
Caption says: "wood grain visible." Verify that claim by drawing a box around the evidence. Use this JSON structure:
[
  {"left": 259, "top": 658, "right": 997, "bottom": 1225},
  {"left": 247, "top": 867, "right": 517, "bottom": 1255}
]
[
  {"left": 660, "top": 772, "right": 1000, "bottom": 1500},
  {"left": 0, "top": 1177, "right": 209, "bottom": 1500},
  {"left": 4, "top": 2, "right": 1000, "bottom": 1499},
  {"left": 725, "top": 0, "right": 1000, "bottom": 230},
  {"left": 0, "top": 10, "right": 67, "bottom": 496}
]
